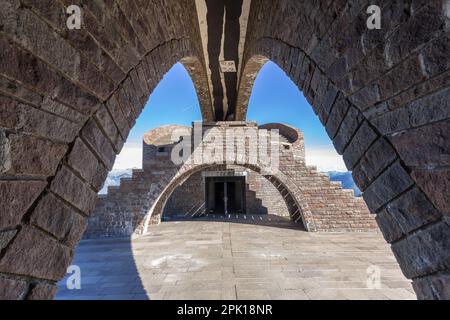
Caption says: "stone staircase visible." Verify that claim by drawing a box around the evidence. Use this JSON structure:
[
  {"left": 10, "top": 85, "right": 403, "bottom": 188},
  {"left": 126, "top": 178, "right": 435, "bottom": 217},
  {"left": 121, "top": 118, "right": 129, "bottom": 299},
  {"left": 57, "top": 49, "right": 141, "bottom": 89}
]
[{"left": 84, "top": 167, "right": 179, "bottom": 238}]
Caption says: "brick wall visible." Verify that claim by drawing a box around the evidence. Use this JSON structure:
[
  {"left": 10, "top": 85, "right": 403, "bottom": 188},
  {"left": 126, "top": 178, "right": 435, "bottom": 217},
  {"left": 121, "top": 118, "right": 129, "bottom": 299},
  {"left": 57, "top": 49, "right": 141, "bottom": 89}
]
[
  {"left": 0, "top": 0, "right": 448, "bottom": 300},
  {"left": 0, "top": 0, "right": 210, "bottom": 299}
]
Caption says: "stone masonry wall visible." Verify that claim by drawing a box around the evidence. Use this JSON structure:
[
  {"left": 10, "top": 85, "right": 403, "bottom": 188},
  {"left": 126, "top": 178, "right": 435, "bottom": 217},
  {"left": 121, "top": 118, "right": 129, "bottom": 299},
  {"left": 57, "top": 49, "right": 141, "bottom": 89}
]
[
  {"left": 0, "top": 0, "right": 448, "bottom": 300},
  {"left": 0, "top": 0, "right": 210, "bottom": 299},
  {"left": 163, "top": 171, "right": 205, "bottom": 219}
]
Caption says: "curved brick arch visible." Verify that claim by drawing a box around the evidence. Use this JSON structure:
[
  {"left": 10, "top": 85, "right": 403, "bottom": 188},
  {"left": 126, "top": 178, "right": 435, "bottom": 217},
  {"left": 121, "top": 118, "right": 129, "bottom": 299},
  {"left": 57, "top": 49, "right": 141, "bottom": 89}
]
[
  {"left": 234, "top": 1, "right": 450, "bottom": 299},
  {"left": 142, "top": 162, "right": 311, "bottom": 234},
  {"left": 0, "top": 0, "right": 448, "bottom": 300}
]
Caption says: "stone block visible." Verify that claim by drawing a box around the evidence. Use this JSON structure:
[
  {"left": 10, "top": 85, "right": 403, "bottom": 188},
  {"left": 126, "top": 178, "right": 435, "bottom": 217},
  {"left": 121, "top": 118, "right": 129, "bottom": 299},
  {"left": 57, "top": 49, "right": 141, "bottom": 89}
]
[
  {"left": 67, "top": 138, "right": 109, "bottom": 192},
  {"left": 392, "top": 221, "right": 450, "bottom": 279},
  {"left": 0, "top": 180, "right": 46, "bottom": 229},
  {"left": 386, "top": 187, "right": 442, "bottom": 236},
  {"left": 372, "top": 86, "right": 450, "bottom": 134},
  {"left": 349, "top": 83, "right": 381, "bottom": 111},
  {"left": 81, "top": 119, "right": 116, "bottom": 170},
  {"left": 0, "top": 229, "right": 17, "bottom": 250},
  {"left": 350, "top": 46, "right": 387, "bottom": 92},
  {"left": 413, "top": 273, "right": 450, "bottom": 300},
  {"left": 114, "top": 89, "right": 137, "bottom": 126},
  {"left": 0, "top": 35, "right": 100, "bottom": 116},
  {"left": 1, "top": 133, "right": 67, "bottom": 177},
  {"left": 411, "top": 169, "right": 450, "bottom": 213},
  {"left": 0, "top": 277, "right": 28, "bottom": 300},
  {"left": 0, "top": 75, "right": 42, "bottom": 106},
  {"left": 94, "top": 104, "right": 125, "bottom": 152},
  {"left": 379, "top": 54, "right": 428, "bottom": 101},
  {"left": 40, "top": 97, "right": 88, "bottom": 125},
  {"left": 26, "top": 283, "right": 58, "bottom": 300},
  {"left": 422, "top": 34, "right": 450, "bottom": 77},
  {"left": 332, "top": 106, "right": 364, "bottom": 154},
  {"left": 0, "top": 1, "right": 115, "bottom": 100},
  {"left": 325, "top": 94, "right": 350, "bottom": 139},
  {"left": 352, "top": 138, "right": 398, "bottom": 191},
  {"left": 50, "top": 165, "right": 98, "bottom": 215},
  {"left": 385, "top": 5, "right": 446, "bottom": 66},
  {"left": 390, "top": 120, "right": 450, "bottom": 167},
  {"left": 342, "top": 121, "right": 378, "bottom": 170},
  {"left": 376, "top": 209, "right": 404, "bottom": 243},
  {"left": 105, "top": 98, "right": 131, "bottom": 139},
  {"left": 317, "top": 84, "right": 338, "bottom": 124},
  {"left": 387, "top": 69, "right": 450, "bottom": 111}
]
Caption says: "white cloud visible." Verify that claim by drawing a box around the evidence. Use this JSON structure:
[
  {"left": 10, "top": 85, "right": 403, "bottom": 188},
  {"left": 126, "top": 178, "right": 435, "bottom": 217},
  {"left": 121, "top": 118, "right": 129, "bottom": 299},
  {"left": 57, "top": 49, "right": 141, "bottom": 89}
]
[
  {"left": 305, "top": 145, "right": 347, "bottom": 172},
  {"left": 112, "top": 142, "right": 142, "bottom": 170}
]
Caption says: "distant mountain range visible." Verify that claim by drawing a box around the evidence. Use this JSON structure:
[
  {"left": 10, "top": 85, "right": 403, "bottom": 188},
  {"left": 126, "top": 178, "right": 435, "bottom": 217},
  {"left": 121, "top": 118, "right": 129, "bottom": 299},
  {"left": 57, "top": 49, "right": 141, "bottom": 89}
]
[{"left": 99, "top": 169, "right": 362, "bottom": 197}]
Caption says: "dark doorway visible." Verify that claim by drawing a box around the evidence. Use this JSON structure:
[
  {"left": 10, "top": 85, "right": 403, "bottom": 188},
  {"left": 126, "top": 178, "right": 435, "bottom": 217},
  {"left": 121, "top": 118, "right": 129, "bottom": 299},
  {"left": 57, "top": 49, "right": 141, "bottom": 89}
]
[
  {"left": 214, "top": 182, "right": 225, "bottom": 213},
  {"left": 206, "top": 176, "right": 245, "bottom": 214}
]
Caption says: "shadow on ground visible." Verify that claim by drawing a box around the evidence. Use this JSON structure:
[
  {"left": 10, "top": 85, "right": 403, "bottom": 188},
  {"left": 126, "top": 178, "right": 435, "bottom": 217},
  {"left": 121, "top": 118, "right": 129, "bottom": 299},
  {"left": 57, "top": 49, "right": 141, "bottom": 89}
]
[{"left": 57, "top": 214, "right": 415, "bottom": 300}]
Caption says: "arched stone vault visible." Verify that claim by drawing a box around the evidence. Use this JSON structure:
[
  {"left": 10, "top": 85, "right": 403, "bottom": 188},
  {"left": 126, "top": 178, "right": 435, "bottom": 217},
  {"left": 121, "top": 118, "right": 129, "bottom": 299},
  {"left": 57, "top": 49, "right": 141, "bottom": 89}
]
[
  {"left": 233, "top": 1, "right": 450, "bottom": 300},
  {"left": 0, "top": 0, "right": 212, "bottom": 299},
  {"left": 180, "top": 56, "right": 214, "bottom": 121},
  {"left": 0, "top": 0, "right": 449, "bottom": 300},
  {"left": 86, "top": 121, "right": 375, "bottom": 238}
]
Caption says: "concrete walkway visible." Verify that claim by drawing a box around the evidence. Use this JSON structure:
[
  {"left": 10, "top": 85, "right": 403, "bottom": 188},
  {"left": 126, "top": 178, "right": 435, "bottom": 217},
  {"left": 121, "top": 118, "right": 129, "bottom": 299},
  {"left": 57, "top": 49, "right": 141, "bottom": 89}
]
[{"left": 56, "top": 215, "right": 415, "bottom": 300}]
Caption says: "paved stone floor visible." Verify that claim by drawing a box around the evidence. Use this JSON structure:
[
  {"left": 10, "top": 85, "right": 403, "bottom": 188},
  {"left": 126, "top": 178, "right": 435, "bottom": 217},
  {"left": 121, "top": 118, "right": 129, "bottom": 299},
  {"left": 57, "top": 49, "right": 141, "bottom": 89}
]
[{"left": 56, "top": 215, "right": 416, "bottom": 300}]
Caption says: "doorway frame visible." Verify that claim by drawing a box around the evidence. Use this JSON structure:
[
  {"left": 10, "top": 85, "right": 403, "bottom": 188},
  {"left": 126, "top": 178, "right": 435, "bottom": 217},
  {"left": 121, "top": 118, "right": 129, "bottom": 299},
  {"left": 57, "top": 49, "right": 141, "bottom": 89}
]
[{"left": 205, "top": 176, "right": 246, "bottom": 214}]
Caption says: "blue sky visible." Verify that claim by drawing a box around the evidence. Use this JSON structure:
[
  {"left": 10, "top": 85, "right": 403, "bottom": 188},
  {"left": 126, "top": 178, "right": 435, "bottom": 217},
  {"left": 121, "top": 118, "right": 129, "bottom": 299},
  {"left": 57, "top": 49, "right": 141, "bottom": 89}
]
[{"left": 113, "top": 62, "right": 346, "bottom": 171}]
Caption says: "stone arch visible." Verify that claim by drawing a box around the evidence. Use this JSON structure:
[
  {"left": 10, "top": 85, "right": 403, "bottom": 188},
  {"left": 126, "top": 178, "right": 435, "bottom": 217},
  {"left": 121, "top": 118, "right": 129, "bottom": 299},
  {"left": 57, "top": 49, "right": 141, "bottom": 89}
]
[
  {"left": 0, "top": 0, "right": 448, "bottom": 300},
  {"left": 142, "top": 162, "right": 311, "bottom": 234},
  {"left": 0, "top": 0, "right": 213, "bottom": 299},
  {"left": 235, "top": 55, "right": 269, "bottom": 120},
  {"left": 179, "top": 56, "right": 214, "bottom": 121},
  {"left": 235, "top": 1, "right": 450, "bottom": 299}
]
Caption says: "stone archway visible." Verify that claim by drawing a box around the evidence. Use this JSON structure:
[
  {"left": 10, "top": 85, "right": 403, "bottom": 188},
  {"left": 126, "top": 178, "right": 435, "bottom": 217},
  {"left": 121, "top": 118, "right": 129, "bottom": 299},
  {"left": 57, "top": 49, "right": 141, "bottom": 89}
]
[
  {"left": 0, "top": 0, "right": 213, "bottom": 299},
  {"left": 235, "top": 1, "right": 450, "bottom": 299}
]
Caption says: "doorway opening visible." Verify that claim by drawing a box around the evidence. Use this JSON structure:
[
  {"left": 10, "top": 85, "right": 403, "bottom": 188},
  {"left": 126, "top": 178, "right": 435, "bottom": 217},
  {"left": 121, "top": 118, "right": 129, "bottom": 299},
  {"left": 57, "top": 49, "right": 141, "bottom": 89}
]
[{"left": 206, "top": 176, "right": 246, "bottom": 214}]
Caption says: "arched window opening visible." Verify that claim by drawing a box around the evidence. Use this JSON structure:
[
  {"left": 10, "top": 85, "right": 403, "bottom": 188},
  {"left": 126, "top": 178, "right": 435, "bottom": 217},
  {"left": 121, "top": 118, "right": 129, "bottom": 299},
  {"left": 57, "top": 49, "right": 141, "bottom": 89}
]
[
  {"left": 99, "top": 63, "right": 202, "bottom": 193},
  {"left": 247, "top": 61, "right": 361, "bottom": 196}
]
